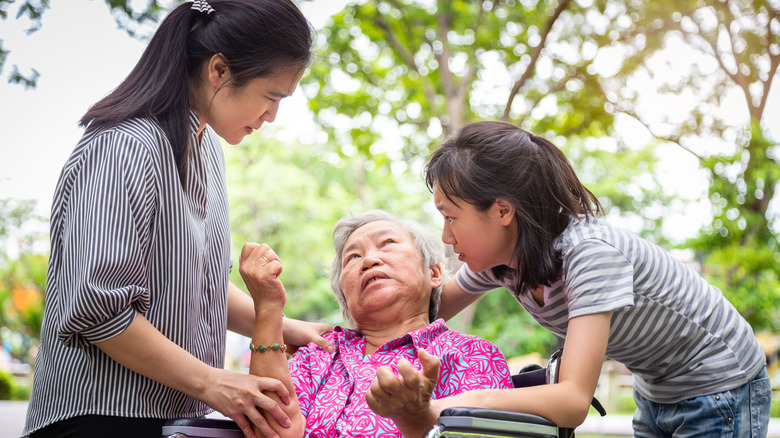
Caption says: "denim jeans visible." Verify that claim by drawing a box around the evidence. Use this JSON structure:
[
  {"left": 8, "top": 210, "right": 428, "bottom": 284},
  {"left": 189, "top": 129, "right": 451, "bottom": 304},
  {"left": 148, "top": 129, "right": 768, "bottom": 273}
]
[{"left": 632, "top": 366, "right": 771, "bottom": 438}]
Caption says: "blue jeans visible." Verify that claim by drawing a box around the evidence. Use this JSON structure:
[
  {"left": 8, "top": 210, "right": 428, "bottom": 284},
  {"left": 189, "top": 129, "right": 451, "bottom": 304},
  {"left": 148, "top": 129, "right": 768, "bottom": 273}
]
[{"left": 632, "top": 366, "right": 771, "bottom": 437}]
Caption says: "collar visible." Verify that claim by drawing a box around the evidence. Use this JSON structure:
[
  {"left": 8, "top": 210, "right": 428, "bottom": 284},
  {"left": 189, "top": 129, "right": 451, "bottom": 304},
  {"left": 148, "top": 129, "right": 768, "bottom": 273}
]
[{"left": 333, "top": 319, "right": 449, "bottom": 353}]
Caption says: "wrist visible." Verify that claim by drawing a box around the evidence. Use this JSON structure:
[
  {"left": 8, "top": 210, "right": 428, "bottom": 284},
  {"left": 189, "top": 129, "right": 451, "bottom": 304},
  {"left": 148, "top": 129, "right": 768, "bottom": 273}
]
[{"left": 254, "top": 301, "right": 286, "bottom": 316}]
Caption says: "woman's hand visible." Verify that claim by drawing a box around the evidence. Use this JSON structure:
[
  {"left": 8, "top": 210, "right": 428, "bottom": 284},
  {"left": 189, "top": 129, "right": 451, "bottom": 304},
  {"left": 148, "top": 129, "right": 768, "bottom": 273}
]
[
  {"left": 239, "top": 243, "right": 286, "bottom": 308},
  {"left": 366, "top": 348, "right": 441, "bottom": 437},
  {"left": 282, "top": 317, "right": 334, "bottom": 355},
  {"left": 200, "top": 367, "right": 293, "bottom": 438}
]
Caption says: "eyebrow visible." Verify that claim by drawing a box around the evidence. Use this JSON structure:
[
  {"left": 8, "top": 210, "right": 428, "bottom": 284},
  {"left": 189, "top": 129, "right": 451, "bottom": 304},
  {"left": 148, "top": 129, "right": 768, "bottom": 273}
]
[
  {"left": 268, "top": 90, "right": 292, "bottom": 99},
  {"left": 342, "top": 229, "right": 399, "bottom": 257}
]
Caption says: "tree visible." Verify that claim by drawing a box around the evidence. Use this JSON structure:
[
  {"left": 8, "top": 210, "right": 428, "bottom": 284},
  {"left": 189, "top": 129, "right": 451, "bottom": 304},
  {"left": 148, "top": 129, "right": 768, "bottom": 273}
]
[
  {"left": 598, "top": 0, "right": 780, "bottom": 330},
  {"left": 0, "top": 0, "right": 167, "bottom": 87},
  {"left": 303, "top": 0, "right": 779, "bottom": 336}
]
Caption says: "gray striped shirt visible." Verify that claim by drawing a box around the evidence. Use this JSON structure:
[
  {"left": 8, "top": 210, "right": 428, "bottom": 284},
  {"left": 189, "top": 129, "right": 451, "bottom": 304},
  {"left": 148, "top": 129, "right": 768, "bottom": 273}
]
[
  {"left": 24, "top": 112, "right": 231, "bottom": 434},
  {"left": 457, "top": 217, "right": 765, "bottom": 403}
]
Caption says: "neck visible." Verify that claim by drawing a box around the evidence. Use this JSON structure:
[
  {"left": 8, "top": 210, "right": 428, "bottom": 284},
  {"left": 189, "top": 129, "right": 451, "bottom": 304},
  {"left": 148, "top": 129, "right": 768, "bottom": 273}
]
[{"left": 358, "top": 314, "right": 430, "bottom": 355}]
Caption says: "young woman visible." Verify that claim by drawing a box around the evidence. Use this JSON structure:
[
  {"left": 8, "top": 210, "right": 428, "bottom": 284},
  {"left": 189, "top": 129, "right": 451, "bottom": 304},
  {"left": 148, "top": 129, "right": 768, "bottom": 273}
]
[
  {"left": 23, "top": 2, "right": 332, "bottom": 437},
  {"left": 366, "top": 121, "right": 770, "bottom": 438}
]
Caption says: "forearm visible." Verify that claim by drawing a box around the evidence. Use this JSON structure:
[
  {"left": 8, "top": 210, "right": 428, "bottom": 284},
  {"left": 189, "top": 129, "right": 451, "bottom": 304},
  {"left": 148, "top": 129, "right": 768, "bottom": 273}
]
[
  {"left": 227, "top": 281, "right": 255, "bottom": 337},
  {"left": 250, "top": 302, "right": 304, "bottom": 438},
  {"left": 433, "top": 384, "right": 591, "bottom": 428},
  {"left": 95, "top": 312, "right": 211, "bottom": 400},
  {"left": 437, "top": 278, "right": 482, "bottom": 321}
]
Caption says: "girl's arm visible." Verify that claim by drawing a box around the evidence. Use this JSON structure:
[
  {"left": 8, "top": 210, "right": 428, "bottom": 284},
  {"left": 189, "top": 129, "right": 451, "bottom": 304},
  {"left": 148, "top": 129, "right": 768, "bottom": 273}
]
[
  {"left": 95, "top": 313, "right": 292, "bottom": 438},
  {"left": 367, "top": 312, "right": 611, "bottom": 433},
  {"left": 434, "top": 312, "right": 610, "bottom": 427},
  {"left": 436, "top": 277, "right": 484, "bottom": 321}
]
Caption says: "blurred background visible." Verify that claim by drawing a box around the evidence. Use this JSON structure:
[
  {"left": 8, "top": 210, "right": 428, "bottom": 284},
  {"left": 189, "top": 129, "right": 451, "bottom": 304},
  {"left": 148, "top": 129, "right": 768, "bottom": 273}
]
[{"left": 0, "top": 0, "right": 778, "bottom": 436}]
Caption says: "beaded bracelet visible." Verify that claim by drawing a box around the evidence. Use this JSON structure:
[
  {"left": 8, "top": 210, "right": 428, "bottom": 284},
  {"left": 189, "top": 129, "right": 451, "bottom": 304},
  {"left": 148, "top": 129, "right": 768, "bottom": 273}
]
[{"left": 249, "top": 342, "right": 287, "bottom": 353}]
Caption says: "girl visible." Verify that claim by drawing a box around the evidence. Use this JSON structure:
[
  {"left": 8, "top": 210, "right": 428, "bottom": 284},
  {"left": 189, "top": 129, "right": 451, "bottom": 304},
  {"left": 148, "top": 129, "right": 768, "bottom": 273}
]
[
  {"left": 23, "top": 2, "right": 332, "bottom": 437},
  {"left": 366, "top": 121, "right": 770, "bottom": 437}
]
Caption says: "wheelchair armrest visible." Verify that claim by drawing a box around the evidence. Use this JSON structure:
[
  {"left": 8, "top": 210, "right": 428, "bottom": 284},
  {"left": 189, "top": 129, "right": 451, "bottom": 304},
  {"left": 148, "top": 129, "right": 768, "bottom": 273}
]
[
  {"left": 162, "top": 418, "right": 242, "bottom": 438},
  {"left": 433, "top": 406, "right": 559, "bottom": 437}
]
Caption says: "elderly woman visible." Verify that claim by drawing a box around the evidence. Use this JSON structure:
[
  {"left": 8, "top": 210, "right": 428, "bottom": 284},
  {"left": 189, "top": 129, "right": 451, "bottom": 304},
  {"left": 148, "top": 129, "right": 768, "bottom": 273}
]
[{"left": 239, "top": 210, "right": 513, "bottom": 437}]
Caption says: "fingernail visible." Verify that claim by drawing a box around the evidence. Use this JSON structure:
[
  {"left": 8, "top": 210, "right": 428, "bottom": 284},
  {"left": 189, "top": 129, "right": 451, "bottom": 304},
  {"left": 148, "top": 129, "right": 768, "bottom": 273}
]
[{"left": 327, "top": 345, "right": 335, "bottom": 353}]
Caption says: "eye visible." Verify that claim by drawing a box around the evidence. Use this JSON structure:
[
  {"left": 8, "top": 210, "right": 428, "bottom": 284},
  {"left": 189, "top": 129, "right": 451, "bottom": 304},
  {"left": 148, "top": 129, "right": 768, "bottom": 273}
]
[
  {"left": 266, "top": 96, "right": 279, "bottom": 103},
  {"left": 444, "top": 216, "right": 454, "bottom": 223},
  {"left": 380, "top": 238, "right": 396, "bottom": 247},
  {"left": 346, "top": 253, "right": 361, "bottom": 262}
]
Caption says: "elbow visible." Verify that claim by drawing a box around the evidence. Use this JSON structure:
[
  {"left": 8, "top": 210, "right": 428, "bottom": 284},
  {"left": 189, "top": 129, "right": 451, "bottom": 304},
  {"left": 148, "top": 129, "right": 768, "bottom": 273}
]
[
  {"left": 269, "top": 412, "right": 306, "bottom": 438},
  {"left": 557, "top": 393, "right": 593, "bottom": 428}
]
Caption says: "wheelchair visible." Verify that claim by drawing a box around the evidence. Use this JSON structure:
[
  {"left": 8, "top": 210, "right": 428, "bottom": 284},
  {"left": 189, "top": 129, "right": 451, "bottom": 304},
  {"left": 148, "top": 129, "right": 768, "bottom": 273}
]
[
  {"left": 425, "top": 349, "right": 606, "bottom": 438},
  {"left": 162, "top": 349, "right": 605, "bottom": 438}
]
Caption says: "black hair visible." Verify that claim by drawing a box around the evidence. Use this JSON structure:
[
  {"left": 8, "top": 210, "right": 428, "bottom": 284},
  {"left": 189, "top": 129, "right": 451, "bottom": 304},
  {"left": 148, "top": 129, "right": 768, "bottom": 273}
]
[
  {"left": 80, "top": 0, "right": 314, "bottom": 187},
  {"left": 424, "top": 120, "right": 603, "bottom": 295}
]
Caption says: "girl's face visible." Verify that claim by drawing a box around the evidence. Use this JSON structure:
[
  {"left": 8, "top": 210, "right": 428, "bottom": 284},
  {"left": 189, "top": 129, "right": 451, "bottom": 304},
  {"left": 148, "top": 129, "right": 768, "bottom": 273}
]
[
  {"left": 197, "top": 61, "right": 303, "bottom": 145},
  {"left": 433, "top": 184, "right": 518, "bottom": 272}
]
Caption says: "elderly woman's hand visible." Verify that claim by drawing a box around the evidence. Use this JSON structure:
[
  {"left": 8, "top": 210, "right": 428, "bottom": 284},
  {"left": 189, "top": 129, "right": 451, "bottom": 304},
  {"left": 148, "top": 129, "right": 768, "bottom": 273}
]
[
  {"left": 239, "top": 243, "right": 286, "bottom": 309},
  {"left": 366, "top": 348, "right": 441, "bottom": 437}
]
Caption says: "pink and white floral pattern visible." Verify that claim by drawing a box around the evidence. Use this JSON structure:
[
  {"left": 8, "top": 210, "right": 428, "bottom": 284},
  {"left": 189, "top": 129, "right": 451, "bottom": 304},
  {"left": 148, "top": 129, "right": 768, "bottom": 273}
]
[{"left": 289, "top": 319, "right": 513, "bottom": 437}]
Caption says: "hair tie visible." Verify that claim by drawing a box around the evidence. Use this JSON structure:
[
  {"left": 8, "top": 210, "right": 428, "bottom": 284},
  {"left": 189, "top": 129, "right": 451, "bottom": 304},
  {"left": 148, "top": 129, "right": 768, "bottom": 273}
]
[{"left": 191, "top": 0, "right": 215, "bottom": 15}]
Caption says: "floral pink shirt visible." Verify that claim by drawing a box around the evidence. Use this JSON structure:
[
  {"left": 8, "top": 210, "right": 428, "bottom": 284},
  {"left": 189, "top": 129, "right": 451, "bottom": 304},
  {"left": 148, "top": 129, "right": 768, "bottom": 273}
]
[{"left": 289, "top": 319, "right": 513, "bottom": 437}]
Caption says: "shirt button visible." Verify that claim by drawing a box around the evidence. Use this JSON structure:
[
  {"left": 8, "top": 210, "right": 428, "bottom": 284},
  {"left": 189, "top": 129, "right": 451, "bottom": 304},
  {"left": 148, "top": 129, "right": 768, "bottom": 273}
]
[
  {"left": 728, "top": 417, "right": 733, "bottom": 422},
  {"left": 715, "top": 396, "right": 721, "bottom": 401}
]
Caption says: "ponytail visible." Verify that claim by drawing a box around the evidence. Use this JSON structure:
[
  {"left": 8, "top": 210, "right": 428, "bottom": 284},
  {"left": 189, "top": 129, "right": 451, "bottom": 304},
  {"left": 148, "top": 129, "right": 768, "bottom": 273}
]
[{"left": 80, "top": 4, "right": 199, "bottom": 185}]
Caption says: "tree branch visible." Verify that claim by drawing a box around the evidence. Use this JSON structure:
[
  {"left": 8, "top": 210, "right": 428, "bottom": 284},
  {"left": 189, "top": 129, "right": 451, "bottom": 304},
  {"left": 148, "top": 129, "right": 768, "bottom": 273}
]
[
  {"left": 603, "top": 92, "right": 705, "bottom": 162},
  {"left": 502, "top": 0, "right": 571, "bottom": 121},
  {"left": 757, "top": 7, "right": 779, "bottom": 118}
]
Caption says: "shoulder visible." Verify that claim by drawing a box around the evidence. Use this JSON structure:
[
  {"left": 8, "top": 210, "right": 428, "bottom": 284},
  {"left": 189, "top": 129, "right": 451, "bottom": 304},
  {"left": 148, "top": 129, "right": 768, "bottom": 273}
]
[{"left": 75, "top": 118, "right": 167, "bottom": 165}]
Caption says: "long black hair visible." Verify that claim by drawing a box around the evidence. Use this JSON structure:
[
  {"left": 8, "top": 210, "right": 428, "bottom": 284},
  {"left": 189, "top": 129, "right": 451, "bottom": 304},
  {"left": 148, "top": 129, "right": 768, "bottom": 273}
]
[
  {"left": 425, "top": 121, "right": 603, "bottom": 294},
  {"left": 80, "top": 0, "right": 314, "bottom": 186}
]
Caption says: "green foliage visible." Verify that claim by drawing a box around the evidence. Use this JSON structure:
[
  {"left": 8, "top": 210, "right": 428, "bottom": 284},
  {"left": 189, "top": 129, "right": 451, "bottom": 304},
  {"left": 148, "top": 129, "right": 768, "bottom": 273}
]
[
  {"left": 688, "top": 121, "right": 780, "bottom": 332},
  {"left": 0, "top": 199, "right": 48, "bottom": 366},
  {"left": 0, "top": 369, "right": 11, "bottom": 400},
  {"left": 462, "top": 289, "right": 558, "bottom": 358},
  {"left": 304, "top": 0, "right": 620, "bottom": 156},
  {"left": 0, "top": 369, "right": 31, "bottom": 400}
]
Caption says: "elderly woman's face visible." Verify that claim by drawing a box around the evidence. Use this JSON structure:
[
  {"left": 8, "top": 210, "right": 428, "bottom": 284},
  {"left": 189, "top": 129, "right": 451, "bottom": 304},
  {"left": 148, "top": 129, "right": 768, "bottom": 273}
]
[{"left": 339, "top": 220, "right": 439, "bottom": 325}]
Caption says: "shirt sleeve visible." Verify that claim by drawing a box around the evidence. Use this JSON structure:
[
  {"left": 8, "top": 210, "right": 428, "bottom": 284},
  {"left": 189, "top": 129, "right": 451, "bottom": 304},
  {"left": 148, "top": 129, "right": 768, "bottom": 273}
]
[
  {"left": 55, "top": 129, "right": 158, "bottom": 348},
  {"left": 454, "top": 264, "right": 503, "bottom": 294},
  {"left": 563, "top": 239, "right": 635, "bottom": 319}
]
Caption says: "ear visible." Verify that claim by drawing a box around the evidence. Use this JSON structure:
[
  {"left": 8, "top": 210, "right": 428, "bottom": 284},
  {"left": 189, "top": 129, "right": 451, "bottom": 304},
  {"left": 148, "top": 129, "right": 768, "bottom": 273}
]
[
  {"left": 206, "top": 53, "right": 230, "bottom": 87},
  {"left": 493, "top": 198, "right": 515, "bottom": 226},
  {"left": 428, "top": 263, "right": 443, "bottom": 289}
]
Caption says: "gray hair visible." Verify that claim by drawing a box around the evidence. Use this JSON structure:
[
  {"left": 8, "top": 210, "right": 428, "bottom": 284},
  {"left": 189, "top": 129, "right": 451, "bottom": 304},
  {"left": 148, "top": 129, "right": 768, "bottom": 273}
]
[{"left": 330, "top": 210, "right": 448, "bottom": 326}]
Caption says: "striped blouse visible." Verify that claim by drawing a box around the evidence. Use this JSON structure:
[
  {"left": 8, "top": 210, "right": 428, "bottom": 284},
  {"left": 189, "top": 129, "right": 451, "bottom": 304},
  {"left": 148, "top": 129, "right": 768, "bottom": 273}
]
[
  {"left": 23, "top": 112, "right": 231, "bottom": 435},
  {"left": 456, "top": 216, "right": 766, "bottom": 403}
]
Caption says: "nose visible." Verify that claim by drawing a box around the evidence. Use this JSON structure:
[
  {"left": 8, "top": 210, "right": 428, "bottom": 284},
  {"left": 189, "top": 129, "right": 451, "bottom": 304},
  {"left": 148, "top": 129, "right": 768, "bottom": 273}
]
[
  {"left": 360, "top": 251, "right": 382, "bottom": 272},
  {"left": 261, "top": 101, "right": 280, "bottom": 123},
  {"left": 441, "top": 223, "right": 456, "bottom": 245}
]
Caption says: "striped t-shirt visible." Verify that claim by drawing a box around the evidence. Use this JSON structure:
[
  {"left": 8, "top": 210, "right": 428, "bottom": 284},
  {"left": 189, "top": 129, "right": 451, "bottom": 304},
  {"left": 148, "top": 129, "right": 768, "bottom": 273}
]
[
  {"left": 456, "top": 216, "right": 765, "bottom": 403},
  {"left": 23, "top": 112, "right": 232, "bottom": 435}
]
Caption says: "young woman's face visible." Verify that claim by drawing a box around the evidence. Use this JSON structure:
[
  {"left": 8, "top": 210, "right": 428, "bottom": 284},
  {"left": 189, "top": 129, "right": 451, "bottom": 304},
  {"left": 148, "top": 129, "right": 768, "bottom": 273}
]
[
  {"left": 433, "top": 184, "right": 518, "bottom": 272},
  {"left": 203, "top": 67, "right": 304, "bottom": 145}
]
